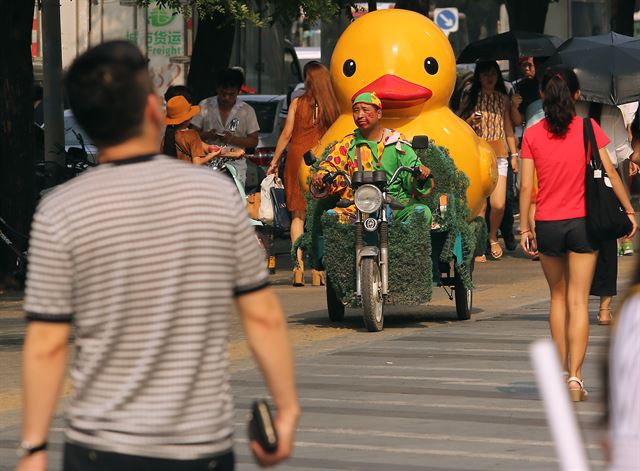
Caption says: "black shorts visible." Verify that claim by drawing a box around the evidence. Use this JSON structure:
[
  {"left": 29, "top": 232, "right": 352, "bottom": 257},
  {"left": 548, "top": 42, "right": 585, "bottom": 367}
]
[{"left": 535, "top": 217, "right": 599, "bottom": 257}]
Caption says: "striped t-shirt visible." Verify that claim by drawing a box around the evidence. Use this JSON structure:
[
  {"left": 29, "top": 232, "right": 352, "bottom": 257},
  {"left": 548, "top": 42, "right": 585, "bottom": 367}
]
[
  {"left": 609, "top": 293, "right": 640, "bottom": 470},
  {"left": 24, "top": 154, "right": 268, "bottom": 459}
]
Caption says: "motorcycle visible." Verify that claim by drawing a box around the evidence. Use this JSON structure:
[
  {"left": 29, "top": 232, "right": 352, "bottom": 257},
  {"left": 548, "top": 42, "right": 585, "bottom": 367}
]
[{"left": 308, "top": 135, "right": 481, "bottom": 332}]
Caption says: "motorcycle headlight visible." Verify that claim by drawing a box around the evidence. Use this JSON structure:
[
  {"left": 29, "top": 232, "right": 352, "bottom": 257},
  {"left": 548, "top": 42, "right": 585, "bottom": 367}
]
[{"left": 354, "top": 184, "right": 383, "bottom": 214}]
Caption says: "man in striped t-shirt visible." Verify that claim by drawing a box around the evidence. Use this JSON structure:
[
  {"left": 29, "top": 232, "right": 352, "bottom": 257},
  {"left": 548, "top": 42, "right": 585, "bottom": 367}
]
[{"left": 17, "top": 41, "right": 298, "bottom": 471}]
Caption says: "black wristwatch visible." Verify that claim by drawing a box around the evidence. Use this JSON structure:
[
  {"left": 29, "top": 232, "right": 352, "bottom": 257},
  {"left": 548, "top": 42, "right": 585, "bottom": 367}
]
[{"left": 16, "top": 440, "right": 48, "bottom": 458}]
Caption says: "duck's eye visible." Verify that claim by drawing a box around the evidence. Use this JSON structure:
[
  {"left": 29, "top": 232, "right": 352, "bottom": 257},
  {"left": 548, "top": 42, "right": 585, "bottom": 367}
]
[
  {"left": 424, "top": 57, "right": 439, "bottom": 75},
  {"left": 343, "top": 59, "right": 356, "bottom": 77}
]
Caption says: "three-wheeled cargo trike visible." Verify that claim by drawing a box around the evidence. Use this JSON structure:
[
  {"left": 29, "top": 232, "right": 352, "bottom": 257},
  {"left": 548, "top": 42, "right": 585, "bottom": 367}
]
[{"left": 301, "top": 136, "right": 486, "bottom": 332}]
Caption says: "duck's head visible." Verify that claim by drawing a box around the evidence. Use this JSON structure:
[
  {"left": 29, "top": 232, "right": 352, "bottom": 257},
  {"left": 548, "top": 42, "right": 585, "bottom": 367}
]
[{"left": 330, "top": 9, "right": 456, "bottom": 115}]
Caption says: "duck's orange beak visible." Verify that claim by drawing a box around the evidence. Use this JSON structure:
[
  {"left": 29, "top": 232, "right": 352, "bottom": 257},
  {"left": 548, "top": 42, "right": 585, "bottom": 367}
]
[{"left": 352, "top": 74, "right": 432, "bottom": 109}]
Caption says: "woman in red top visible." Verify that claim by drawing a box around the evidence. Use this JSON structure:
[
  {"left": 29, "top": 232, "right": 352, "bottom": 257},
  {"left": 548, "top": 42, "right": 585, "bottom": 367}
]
[{"left": 519, "top": 67, "right": 637, "bottom": 402}]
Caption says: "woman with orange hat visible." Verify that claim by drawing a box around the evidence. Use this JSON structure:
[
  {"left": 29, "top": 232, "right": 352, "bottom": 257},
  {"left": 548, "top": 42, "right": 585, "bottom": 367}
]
[{"left": 163, "top": 96, "right": 221, "bottom": 165}]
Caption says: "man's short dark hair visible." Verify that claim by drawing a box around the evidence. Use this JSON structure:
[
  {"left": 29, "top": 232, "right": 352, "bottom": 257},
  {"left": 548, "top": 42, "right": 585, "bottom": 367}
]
[
  {"left": 217, "top": 68, "right": 244, "bottom": 91},
  {"left": 65, "top": 40, "right": 153, "bottom": 147},
  {"left": 164, "top": 85, "right": 193, "bottom": 105}
]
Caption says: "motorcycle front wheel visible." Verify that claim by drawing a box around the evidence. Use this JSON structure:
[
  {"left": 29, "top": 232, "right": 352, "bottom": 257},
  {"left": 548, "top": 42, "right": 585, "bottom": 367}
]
[{"left": 361, "top": 258, "right": 384, "bottom": 332}]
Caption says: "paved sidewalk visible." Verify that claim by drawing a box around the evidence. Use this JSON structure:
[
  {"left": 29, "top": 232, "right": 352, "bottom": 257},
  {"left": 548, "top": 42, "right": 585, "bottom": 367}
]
[{"left": 1, "top": 295, "right": 611, "bottom": 470}]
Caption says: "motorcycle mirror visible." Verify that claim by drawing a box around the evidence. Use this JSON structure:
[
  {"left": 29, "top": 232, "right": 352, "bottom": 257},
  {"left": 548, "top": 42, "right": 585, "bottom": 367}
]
[
  {"left": 303, "top": 151, "right": 317, "bottom": 166},
  {"left": 411, "top": 135, "right": 429, "bottom": 150}
]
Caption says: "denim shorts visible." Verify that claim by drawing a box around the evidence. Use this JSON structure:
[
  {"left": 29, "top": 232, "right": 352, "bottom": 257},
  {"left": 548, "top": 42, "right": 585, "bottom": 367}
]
[{"left": 535, "top": 217, "right": 599, "bottom": 256}]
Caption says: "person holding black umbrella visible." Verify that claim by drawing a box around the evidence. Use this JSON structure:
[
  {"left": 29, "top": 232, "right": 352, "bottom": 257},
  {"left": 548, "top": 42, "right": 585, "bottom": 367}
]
[
  {"left": 459, "top": 61, "right": 518, "bottom": 261},
  {"left": 575, "top": 100, "right": 633, "bottom": 326}
]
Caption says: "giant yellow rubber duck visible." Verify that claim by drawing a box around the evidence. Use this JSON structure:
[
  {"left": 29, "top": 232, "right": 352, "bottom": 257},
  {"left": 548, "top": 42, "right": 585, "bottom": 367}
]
[{"left": 301, "top": 9, "right": 496, "bottom": 218}]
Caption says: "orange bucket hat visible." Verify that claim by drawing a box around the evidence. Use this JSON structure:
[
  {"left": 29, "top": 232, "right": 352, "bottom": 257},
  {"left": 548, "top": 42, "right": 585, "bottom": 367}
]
[{"left": 164, "top": 96, "right": 200, "bottom": 125}]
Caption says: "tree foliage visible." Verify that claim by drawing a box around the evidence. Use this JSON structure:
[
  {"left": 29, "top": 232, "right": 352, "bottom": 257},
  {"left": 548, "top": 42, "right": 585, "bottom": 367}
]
[{"left": 139, "top": 0, "right": 349, "bottom": 25}]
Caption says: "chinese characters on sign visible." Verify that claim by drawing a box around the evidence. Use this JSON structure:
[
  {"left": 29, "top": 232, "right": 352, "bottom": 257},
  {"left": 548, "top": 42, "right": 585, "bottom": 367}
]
[{"left": 127, "top": 8, "right": 186, "bottom": 95}]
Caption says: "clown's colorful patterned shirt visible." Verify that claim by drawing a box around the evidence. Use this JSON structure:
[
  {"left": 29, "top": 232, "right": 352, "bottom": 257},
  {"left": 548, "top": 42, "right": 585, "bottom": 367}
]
[{"left": 316, "top": 128, "right": 434, "bottom": 221}]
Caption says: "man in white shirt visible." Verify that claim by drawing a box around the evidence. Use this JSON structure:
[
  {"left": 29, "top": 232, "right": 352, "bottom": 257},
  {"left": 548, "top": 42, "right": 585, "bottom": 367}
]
[{"left": 192, "top": 68, "right": 260, "bottom": 186}]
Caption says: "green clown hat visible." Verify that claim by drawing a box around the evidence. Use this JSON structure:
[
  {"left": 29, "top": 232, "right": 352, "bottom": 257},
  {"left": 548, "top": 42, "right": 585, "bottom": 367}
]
[{"left": 352, "top": 91, "right": 382, "bottom": 109}]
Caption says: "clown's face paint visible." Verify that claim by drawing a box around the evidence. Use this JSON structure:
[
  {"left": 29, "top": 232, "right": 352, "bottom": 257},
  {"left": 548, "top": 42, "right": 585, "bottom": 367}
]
[{"left": 352, "top": 103, "right": 382, "bottom": 131}]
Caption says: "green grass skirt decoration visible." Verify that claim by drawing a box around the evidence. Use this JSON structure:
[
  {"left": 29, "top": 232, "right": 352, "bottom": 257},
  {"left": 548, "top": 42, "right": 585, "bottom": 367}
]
[
  {"left": 416, "top": 144, "right": 487, "bottom": 291},
  {"left": 321, "top": 208, "right": 432, "bottom": 307},
  {"left": 293, "top": 140, "right": 487, "bottom": 300}
]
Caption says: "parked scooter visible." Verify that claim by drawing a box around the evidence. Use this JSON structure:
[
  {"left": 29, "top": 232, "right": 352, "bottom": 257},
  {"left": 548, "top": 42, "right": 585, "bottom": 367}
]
[
  {"left": 206, "top": 150, "right": 273, "bottom": 263},
  {"left": 37, "top": 128, "right": 96, "bottom": 197}
]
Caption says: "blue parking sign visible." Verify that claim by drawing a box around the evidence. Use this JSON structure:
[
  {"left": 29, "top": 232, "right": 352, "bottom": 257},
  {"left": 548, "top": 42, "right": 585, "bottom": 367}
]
[{"left": 434, "top": 8, "right": 459, "bottom": 34}]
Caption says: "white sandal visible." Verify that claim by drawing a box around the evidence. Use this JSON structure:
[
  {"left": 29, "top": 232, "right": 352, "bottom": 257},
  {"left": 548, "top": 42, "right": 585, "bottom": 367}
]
[{"left": 567, "top": 376, "right": 588, "bottom": 402}]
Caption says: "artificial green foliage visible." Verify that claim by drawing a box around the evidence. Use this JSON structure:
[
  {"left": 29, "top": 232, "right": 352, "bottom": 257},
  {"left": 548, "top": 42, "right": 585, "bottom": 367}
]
[
  {"left": 321, "top": 211, "right": 357, "bottom": 305},
  {"left": 387, "top": 209, "right": 432, "bottom": 305},
  {"left": 414, "top": 143, "right": 487, "bottom": 291},
  {"left": 321, "top": 209, "right": 432, "bottom": 306},
  {"left": 291, "top": 141, "right": 338, "bottom": 269}
]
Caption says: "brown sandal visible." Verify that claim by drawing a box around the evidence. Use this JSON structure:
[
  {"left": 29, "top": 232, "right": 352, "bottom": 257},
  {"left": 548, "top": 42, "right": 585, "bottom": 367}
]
[
  {"left": 292, "top": 264, "right": 305, "bottom": 287},
  {"left": 597, "top": 308, "right": 612, "bottom": 326}
]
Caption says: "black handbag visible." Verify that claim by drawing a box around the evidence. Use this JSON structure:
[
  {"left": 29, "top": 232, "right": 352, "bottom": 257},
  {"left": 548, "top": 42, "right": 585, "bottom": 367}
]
[
  {"left": 583, "top": 118, "right": 631, "bottom": 240},
  {"left": 270, "top": 186, "right": 291, "bottom": 232}
]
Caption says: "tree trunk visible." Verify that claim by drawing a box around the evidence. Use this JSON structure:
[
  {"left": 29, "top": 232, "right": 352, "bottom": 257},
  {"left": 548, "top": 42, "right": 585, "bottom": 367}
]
[
  {"left": 505, "top": 0, "right": 550, "bottom": 33},
  {"left": 187, "top": 15, "right": 235, "bottom": 103},
  {"left": 395, "top": 0, "right": 430, "bottom": 16},
  {"left": 0, "top": 0, "right": 36, "bottom": 283},
  {"left": 611, "top": 0, "right": 634, "bottom": 36}
]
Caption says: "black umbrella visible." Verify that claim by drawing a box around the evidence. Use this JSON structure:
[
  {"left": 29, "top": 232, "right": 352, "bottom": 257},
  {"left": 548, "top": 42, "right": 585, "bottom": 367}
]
[
  {"left": 545, "top": 32, "right": 640, "bottom": 105},
  {"left": 457, "top": 31, "right": 562, "bottom": 64}
]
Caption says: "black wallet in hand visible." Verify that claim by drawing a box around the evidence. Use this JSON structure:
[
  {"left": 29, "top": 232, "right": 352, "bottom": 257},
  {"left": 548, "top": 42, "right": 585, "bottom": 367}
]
[{"left": 248, "top": 400, "right": 278, "bottom": 454}]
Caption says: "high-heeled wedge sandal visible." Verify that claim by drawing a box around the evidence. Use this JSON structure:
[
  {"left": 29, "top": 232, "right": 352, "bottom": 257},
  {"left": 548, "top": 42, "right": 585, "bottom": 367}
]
[
  {"left": 567, "top": 376, "right": 588, "bottom": 402},
  {"left": 597, "top": 308, "right": 612, "bottom": 326},
  {"left": 292, "top": 265, "right": 305, "bottom": 287},
  {"left": 311, "top": 270, "right": 325, "bottom": 286}
]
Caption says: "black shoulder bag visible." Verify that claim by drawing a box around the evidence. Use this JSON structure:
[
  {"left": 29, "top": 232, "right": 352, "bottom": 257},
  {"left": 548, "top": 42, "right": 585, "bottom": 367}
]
[{"left": 583, "top": 117, "right": 631, "bottom": 240}]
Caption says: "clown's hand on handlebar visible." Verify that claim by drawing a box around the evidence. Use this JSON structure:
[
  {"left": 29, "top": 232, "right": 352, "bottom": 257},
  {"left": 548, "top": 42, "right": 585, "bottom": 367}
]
[
  {"left": 311, "top": 172, "right": 329, "bottom": 190},
  {"left": 310, "top": 171, "right": 333, "bottom": 199},
  {"left": 413, "top": 165, "right": 431, "bottom": 180}
]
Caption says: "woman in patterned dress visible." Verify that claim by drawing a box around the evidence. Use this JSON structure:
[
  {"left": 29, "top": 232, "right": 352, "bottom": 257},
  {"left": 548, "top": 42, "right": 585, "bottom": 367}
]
[
  {"left": 268, "top": 62, "right": 339, "bottom": 286},
  {"left": 459, "top": 61, "right": 519, "bottom": 261}
]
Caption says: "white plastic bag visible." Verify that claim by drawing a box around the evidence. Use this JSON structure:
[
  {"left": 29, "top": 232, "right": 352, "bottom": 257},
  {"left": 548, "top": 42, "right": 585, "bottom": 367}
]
[{"left": 259, "top": 175, "right": 284, "bottom": 224}]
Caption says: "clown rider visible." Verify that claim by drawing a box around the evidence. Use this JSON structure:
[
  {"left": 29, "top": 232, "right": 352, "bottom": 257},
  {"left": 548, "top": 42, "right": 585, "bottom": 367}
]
[{"left": 312, "top": 91, "right": 434, "bottom": 225}]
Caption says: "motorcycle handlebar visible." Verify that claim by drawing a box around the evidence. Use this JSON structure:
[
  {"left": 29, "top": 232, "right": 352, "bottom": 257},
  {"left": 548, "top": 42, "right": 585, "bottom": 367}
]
[
  {"left": 388, "top": 166, "right": 419, "bottom": 185},
  {"left": 321, "top": 170, "right": 352, "bottom": 186}
]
